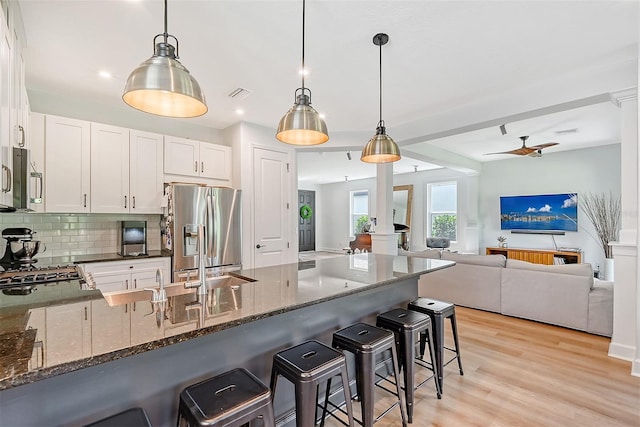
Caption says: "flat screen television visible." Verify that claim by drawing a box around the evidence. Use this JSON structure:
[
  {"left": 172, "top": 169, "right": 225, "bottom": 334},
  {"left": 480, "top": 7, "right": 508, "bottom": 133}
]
[{"left": 500, "top": 193, "right": 578, "bottom": 232}]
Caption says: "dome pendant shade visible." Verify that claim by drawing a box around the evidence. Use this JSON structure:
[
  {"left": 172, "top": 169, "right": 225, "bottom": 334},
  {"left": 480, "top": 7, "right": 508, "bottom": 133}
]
[
  {"left": 123, "top": 42, "right": 207, "bottom": 118},
  {"left": 276, "top": 0, "right": 328, "bottom": 146},
  {"left": 361, "top": 125, "right": 401, "bottom": 163},
  {"left": 276, "top": 93, "right": 328, "bottom": 145}
]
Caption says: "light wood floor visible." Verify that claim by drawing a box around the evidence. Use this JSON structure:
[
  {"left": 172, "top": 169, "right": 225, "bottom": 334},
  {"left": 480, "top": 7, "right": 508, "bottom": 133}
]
[{"left": 325, "top": 307, "right": 640, "bottom": 427}]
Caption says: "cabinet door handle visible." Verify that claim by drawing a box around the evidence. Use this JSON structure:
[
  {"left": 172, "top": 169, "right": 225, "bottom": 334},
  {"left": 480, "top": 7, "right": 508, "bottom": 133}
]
[
  {"left": 18, "top": 125, "right": 25, "bottom": 147},
  {"left": 195, "top": 161, "right": 198, "bottom": 173},
  {"left": 84, "top": 306, "right": 88, "bottom": 321},
  {"left": 124, "top": 195, "right": 127, "bottom": 208},
  {"left": 84, "top": 194, "right": 87, "bottom": 208},
  {"left": 132, "top": 196, "right": 136, "bottom": 209},
  {"left": 134, "top": 279, "right": 137, "bottom": 288},
  {"left": 2, "top": 165, "right": 12, "bottom": 193},
  {"left": 201, "top": 162, "right": 204, "bottom": 173}
]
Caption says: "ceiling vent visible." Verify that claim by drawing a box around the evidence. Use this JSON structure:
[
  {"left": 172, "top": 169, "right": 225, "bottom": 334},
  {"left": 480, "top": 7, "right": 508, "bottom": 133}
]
[{"left": 227, "top": 87, "right": 252, "bottom": 100}]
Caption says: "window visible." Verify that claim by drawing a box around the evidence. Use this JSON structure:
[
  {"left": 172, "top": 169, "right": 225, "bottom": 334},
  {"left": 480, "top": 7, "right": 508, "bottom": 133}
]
[
  {"left": 350, "top": 190, "right": 369, "bottom": 236},
  {"left": 428, "top": 181, "right": 457, "bottom": 241}
]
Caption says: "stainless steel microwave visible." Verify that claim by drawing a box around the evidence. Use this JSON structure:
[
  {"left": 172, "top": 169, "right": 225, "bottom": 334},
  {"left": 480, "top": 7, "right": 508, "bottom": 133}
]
[{"left": 0, "top": 148, "right": 42, "bottom": 211}]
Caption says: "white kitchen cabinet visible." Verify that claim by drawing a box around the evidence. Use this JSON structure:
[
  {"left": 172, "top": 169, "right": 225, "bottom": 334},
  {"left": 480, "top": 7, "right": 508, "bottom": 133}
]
[
  {"left": 129, "top": 130, "right": 164, "bottom": 214},
  {"left": 90, "top": 123, "right": 129, "bottom": 213},
  {"left": 45, "top": 301, "right": 92, "bottom": 367},
  {"left": 44, "top": 115, "right": 91, "bottom": 213},
  {"left": 0, "top": 10, "right": 13, "bottom": 205},
  {"left": 129, "top": 268, "right": 166, "bottom": 345},
  {"left": 0, "top": 2, "right": 29, "bottom": 207},
  {"left": 90, "top": 125, "right": 164, "bottom": 214},
  {"left": 164, "top": 136, "right": 231, "bottom": 181}
]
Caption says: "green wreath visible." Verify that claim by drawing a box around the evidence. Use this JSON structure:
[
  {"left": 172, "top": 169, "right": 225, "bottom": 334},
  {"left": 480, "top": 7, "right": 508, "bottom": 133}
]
[{"left": 300, "top": 204, "right": 313, "bottom": 220}]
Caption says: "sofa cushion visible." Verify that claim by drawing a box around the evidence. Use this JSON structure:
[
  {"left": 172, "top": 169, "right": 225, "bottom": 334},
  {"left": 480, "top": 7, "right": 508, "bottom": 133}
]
[
  {"left": 506, "top": 259, "right": 593, "bottom": 279},
  {"left": 441, "top": 251, "right": 506, "bottom": 268},
  {"left": 399, "top": 249, "right": 441, "bottom": 259}
]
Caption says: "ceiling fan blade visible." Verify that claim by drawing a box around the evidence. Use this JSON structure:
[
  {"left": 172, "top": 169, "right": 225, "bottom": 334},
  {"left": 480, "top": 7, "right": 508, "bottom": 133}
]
[
  {"left": 484, "top": 147, "right": 535, "bottom": 156},
  {"left": 530, "top": 142, "right": 559, "bottom": 150}
]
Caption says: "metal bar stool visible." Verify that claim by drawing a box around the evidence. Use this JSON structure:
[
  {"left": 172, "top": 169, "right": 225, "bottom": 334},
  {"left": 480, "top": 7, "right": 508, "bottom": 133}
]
[
  {"left": 270, "top": 340, "right": 355, "bottom": 427},
  {"left": 177, "top": 368, "right": 276, "bottom": 427},
  {"left": 85, "top": 408, "right": 152, "bottom": 427},
  {"left": 332, "top": 323, "right": 408, "bottom": 427},
  {"left": 408, "top": 297, "right": 464, "bottom": 393},
  {"left": 376, "top": 308, "right": 441, "bottom": 423}
]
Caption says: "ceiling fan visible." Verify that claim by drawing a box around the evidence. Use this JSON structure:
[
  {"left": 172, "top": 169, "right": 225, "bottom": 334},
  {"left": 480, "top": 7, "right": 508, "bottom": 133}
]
[{"left": 485, "top": 136, "right": 559, "bottom": 157}]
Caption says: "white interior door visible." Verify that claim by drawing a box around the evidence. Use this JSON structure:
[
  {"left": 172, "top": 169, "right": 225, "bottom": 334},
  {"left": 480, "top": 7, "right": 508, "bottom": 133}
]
[{"left": 253, "top": 147, "right": 289, "bottom": 268}]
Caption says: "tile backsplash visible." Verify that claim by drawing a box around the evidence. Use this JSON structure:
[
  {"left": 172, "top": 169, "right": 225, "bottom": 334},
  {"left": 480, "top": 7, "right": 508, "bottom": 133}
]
[{"left": 0, "top": 213, "right": 162, "bottom": 257}]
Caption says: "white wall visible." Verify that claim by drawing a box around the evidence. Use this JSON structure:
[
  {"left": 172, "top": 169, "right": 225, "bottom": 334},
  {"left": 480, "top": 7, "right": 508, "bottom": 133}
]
[
  {"left": 315, "top": 167, "right": 479, "bottom": 253},
  {"left": 228, "top": 122, "right": 298, "bottom": 268},
  {"left": 479, "top": 143, "right": 621, "bottom": 268}
]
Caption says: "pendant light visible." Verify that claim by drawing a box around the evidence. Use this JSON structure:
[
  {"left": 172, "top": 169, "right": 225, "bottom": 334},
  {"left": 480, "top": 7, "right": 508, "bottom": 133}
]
[
  {"left": 361, "top": 33, "right": 401, "bottom": 163},
  {"left": 276, "top": 0, "right": 328, "bottom": 146},
  {"left": 123, "top": 0, "right": 207, "bottom": 118}
]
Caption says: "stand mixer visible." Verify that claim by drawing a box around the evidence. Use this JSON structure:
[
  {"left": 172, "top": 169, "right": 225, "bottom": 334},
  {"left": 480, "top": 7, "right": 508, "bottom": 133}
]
[{"left": 0, "top": 227, "right": 46, "bottom": 267}]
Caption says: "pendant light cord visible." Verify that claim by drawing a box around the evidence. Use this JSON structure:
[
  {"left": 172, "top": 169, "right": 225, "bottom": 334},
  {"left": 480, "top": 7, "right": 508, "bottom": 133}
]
[
  {"left": 163, "top": 0, "right": 168, "bottom": 44},
  {"left": 379, "top": 37, "right": 383, "bottom": 127},
  {"left": 301, "top": 0, "right": 306, "bottom": 92}
]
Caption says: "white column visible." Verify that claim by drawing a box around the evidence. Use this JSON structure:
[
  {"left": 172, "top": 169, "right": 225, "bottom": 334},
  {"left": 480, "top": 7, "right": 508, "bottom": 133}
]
[
  {"left": 371, "top": 163, "right": 398, "bottom": 254},
  {"left": 608, "top": 88, "right": 639, "bottom": 378}
]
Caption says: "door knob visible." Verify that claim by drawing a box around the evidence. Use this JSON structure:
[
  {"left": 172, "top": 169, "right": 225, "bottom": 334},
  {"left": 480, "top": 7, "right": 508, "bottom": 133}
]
[{"left": 256, "top": 244, "right": 266, "bottom": 249}]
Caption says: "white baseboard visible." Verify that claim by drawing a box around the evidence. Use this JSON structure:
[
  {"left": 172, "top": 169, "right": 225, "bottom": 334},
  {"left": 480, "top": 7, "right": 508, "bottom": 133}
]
[{"left": 608, "top": 342, "right": 636, "bottom": 361}]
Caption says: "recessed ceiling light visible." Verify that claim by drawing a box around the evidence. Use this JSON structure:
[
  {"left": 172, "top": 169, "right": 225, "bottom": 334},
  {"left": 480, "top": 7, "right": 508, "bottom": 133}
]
[
  {"left": 319, "top": 113, "right": 326, "bottom": 119},
  {"left": 299, "top": 67, "right": 309, "bottom": 76},
  {"left": 98, "top": 70, "right": 112, "bottom": 79},
  {"left": 235, "top": 108, "right": 245, "bottom": 115}
]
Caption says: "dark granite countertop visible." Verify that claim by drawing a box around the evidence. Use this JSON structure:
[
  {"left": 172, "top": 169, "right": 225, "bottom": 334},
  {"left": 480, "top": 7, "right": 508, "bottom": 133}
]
[
  {"left": 0, "top": 253, "right": 454, "bottom": 390},
  {"left": 33, "top": 250, "right": 171, "bottom": 266}
]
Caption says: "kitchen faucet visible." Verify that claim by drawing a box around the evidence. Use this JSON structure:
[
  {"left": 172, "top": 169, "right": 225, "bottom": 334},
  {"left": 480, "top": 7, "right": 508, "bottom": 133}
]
[{"left": 145, "top": 268, "right": 167, "bottom": 303}]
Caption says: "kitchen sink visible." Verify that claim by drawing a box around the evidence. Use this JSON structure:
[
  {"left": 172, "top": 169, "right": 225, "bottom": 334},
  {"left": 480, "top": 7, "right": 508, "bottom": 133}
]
[{"left": 101, "top": 274, "right": 255, "bottom": 307}]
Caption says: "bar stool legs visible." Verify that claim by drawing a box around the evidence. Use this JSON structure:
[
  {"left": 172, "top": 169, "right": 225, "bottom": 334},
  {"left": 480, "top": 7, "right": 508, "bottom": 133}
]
[
  {"left": 408, "top": 298, "right": 464, "bottom": 394},
  {"left": 332, "top": 323, "right": 408, "bottom": 427},
  {"left": 377, "top": 308, "right": 441, "bottom": 424},
  {"left": 270, "top": 340, "right": 354, "bottom": 427}
]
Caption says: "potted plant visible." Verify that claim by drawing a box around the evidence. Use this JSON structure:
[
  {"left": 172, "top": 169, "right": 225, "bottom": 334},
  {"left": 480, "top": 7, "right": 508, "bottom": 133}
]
[
  {"left": 580, "top": 192, "right": 621, "bottom": 281},
  {"left": 497, "top": 235, "right": 507, "bottom": 248},
  {"left": 355, "top": 216, "right": 371, "bottom": 234}
]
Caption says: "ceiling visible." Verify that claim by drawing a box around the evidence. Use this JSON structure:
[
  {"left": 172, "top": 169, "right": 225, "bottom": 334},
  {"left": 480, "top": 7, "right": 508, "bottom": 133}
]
[{"left": 17, "top": 1, "right": 638, "bottom": 183}]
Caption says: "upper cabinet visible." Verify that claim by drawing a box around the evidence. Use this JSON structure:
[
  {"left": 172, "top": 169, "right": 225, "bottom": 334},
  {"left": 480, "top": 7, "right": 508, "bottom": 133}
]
[
  {"left": 129, "top": 130, "right": 164, "bottom": 214},
  {"left": 164, "top": 136, "right": 231, "bottom": 182},
  {"left": 44, "top": 118, "right": 165, "bottom": 214},
  {"left": 90, "top": 124, "right": 163, "bottom": 214},
  {"left": 90, "top": 123, "right": 129, "bottom": 213},
  {"left": 0, "top": 2, "right": 30, "bottom": 206},
  {"left": 45, "top": 115, "right": 91, "bottom": 213}
]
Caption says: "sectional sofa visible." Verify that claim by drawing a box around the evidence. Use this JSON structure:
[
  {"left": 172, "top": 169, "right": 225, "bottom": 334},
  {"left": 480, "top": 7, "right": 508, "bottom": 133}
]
[{"left": 399, "top": 249, "right": 613, "bottom": 336}]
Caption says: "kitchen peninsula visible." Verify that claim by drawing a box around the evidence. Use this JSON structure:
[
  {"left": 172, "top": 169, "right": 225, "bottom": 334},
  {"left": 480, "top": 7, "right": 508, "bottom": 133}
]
[{"left": 0, "top": 253, "right": 453, "bottom": 426}]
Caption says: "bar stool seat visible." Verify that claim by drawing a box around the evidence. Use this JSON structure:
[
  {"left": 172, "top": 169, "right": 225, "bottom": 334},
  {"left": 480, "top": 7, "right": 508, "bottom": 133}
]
[
  {"left": 270, "top": 340, "right": 354, "bottom": 427},
  {"left": 377, "top": 308, "right": 441, "bottom": 423},
  {"left": 85, "top": 408, "right": 152, "bottom": 427},
  {"left": 332, "top": 323, "right": 408, "bottom": 427},
  {"left": 408, "top": 297, "right": 464, "bottom": 394},
  {"left": 178, "top": 368, "right": 275, "bottom": 427}
]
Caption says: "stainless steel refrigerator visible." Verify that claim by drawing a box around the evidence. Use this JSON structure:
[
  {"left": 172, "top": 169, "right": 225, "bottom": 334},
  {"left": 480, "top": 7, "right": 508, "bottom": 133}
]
[{"left": 163, "top": 184, "right": 242, "bottom": 281}]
